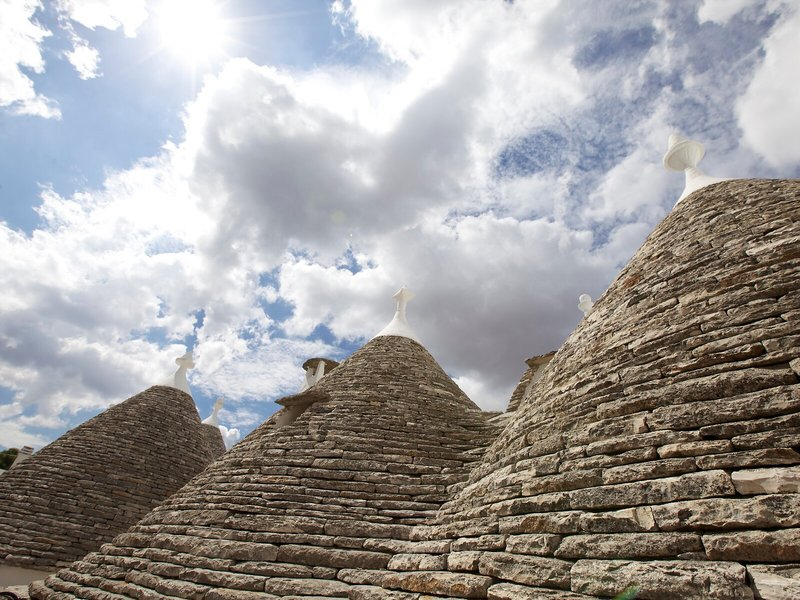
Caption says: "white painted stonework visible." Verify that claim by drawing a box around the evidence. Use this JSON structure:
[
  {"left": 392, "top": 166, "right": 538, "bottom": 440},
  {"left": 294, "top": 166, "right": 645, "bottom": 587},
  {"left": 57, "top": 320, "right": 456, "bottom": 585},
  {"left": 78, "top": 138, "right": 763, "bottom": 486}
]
[
  {"left": 578, "top": 294, "right": 593, "bottom": 317},
  {"left": 202, "top": 398, "right": 223, "bottom": 427},
  {"left": 663, "top": 134, "right": 730, "bottom": 203},
  {"left": 162, "top": 350, "right": 195, "bottom": 395},
  {"left": 375, "top": 286, "right": 421, "bottom": 343}
]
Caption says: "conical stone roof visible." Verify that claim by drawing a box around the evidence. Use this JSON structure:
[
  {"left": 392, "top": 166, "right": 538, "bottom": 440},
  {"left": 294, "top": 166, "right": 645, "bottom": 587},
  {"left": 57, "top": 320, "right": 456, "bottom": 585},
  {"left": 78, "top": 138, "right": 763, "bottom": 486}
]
[
  {"left": 357, "top": 179, "right": 800, "bottom": 599},
  {"left": 31, "top": 334, "right": 498, "bottom": 598},
  {"left": 0, "top": 385, "right": 225, "bottom": 577}
]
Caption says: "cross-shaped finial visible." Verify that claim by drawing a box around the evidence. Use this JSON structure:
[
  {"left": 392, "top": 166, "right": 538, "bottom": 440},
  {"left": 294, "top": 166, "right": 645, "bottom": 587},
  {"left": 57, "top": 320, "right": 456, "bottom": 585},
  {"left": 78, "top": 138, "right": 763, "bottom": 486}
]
[
  {"left": 170, "top": 350, "right": 194, "bottom": 395},
  {"left": 374, "top": 285, "right": 421, "bottom": 343},
  {"left": 393, "top": 285, "right": 415, "bottom": 320}
]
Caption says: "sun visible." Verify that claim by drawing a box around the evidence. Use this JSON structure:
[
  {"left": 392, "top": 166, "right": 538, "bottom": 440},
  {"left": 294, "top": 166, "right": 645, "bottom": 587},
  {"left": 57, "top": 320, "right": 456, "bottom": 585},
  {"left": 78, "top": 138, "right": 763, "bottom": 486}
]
[{"left": 155, "top": 0, "right": 228, "bottom": 64}]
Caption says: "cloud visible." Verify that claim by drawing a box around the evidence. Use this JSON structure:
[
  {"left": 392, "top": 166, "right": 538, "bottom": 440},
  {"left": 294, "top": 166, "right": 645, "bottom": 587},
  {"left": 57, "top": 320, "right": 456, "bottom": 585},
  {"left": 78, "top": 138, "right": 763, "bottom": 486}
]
[
  {"left": 736, "top": 6, "right": 800, "bottom": 168},
  {"left": 56, "top": 0, "right": 148, "bottom": 37},
  {"left": 3, "top": 0, "right": 800, "bottom": 450},
  {"left": 218, "top": 425, "right": 240, "bottom": 449},
  {"left": 697, "top": 0, "right": 761, "bottom": 25},
  {"left": 0, "top": 419, "right": 49, "bottom": 450},
  {"left": 64, "top": 33, "right": 101, "bottom": 79},
  {"left": 0, "top": 0, "right": 61, "bottom": 118}
]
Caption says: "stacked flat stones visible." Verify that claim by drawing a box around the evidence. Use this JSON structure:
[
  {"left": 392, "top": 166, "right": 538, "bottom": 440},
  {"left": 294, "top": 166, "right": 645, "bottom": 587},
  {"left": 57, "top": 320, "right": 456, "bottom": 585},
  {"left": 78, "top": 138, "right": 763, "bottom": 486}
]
[
  {"left": 0, "top": 386, "right": 225, "bottom": 573},
  {"left": 506, "top": 353, "right": 555, "bottom": 413},
  {"left": 362, "top": 179, "right": 799, "bottom": 599},
  {"left": 31, "top": 335, "right": 497, "bottom": 599}
]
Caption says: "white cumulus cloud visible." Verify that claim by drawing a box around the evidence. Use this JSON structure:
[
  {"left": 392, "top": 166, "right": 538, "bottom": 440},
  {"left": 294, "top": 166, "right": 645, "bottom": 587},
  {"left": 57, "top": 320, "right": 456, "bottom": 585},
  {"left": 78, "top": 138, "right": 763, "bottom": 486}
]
[
  {"left": 736, "top": 6, "right": 800, "bottom": 168},
  {"left": 0, "top": 0, "right": 60, "bottom": 118}
]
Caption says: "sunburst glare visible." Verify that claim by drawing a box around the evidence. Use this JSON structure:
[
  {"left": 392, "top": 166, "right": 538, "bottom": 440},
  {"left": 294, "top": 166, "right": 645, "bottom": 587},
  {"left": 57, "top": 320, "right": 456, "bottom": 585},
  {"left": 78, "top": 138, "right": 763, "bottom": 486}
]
[{"left": 155, "top": 0, "right": 229, "bottom": 65}]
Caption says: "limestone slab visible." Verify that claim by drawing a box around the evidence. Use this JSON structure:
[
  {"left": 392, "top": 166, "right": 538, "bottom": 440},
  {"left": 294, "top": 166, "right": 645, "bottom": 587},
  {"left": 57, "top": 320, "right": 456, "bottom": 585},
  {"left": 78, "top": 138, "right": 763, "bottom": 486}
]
[{"left": 570, "top": 559, "right": 753, "bottom": 599}]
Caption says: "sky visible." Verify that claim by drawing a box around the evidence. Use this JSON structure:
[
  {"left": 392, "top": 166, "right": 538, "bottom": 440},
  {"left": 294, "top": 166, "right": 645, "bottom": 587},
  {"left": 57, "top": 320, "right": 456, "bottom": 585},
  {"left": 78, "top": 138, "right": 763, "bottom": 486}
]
[{"left": 1, "top": 0, "right": 799, "bottom": 451}]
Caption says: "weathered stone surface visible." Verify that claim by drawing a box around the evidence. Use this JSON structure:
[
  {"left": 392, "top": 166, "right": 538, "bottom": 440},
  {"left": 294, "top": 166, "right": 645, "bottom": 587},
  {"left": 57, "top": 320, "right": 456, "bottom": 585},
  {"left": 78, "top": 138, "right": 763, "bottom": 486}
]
[
  {"left": 652, "top": 494, "right": 800, "bottom": 531},
  {"left": 704, "top": 529, "right": 800, "bottom": 561},
  {"left": 349, "top": 585, "right": 420, "bottom": 600},
  {"left": 584, "top": 430, "right": 700, "bottom": 457},
  {"left": 337, "top": 569, "right": 396, "bottom": 586},
  {"left": 363, "top": 539, "right": 451, "bottom": 554},
  {"left": 493, "top": 492, "right": 570, "bottom": 516},
  {"left": 499, "top": 512, "right": 583, "bottom": 535},
  {"left": 564, "top": 412, "right": 648, "bottom": 446},
  {"left": 447, "top": 551, "right": 482, "bottom": 572},
  {"left": 732, "top": 427, "right": 800, "bottom": 450},
  {"left": 696, "top": 448, "right": 800, "bottom": 470},
  {"left": 731, "top": 466, "right": 800, "bottom": 494},
  {"left": 204, "top": 589, "right": 278, "bottom": 600},
  {"left": 192, "top": 540, "right": 278, "bottom": 561},
  {"left": 558, "top": 447, "right": 657, "bottom": 473},
  {"left": 486, "top": 582, "right": 598, "bottom": 599},
  {"left": 567, "top": 470, "right": 735, "bottom": 510},
  {"left": 386, "top": 571, "right": 494, "bottom": 598},
  {"left": 276, "top": 544, "right": 390, "bottom": 569},
  {"left": 388, "top": 553, "right": 447, "bottom": 571},
  {"left": 602, "top": 457, "right": 696, "bottom": 485},
  {"left": 646, "top": 378, "right": 799, "bottom": 431},
  {"left": 262, "top": 577, "right": 351, "bottom": 596},
  {"left": 596, "top": 369, "right": 792, "bottom": 420},
  {"left": 451, "top": 535, "right": 506, "bottom": 552},
  {"left": 521, "top": 470, "right": 603, "bottom": 496},
  {"left": 578, "top": 507, "right": 657, "bottom": 533},
  {"left": 479, "top": 552, "right": 571, "bottom": 590},
  {"left": 747, "top": 564, "right": 800, "bottom": 600},
  {"left": 657, "top": 440, "right": 733, "bottom": 458},
  {"left": 0, "top": 386, "right": 224, "bottom": 571},
  {"left": 554, "top": 532, "right": 702, "bottom": 559},
  {"left": 570, "top": 560, "right": 754, "bottom": 599},
  {"left": 505, "top": 534, "right": 561, "bottom": 556}
]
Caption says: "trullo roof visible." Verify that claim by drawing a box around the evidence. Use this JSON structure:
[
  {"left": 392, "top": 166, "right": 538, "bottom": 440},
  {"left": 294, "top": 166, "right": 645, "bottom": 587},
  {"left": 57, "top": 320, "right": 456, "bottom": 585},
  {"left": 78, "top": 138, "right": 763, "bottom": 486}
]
[
  {"left": 31, "top": 330, "right": 498, "bottom": 598},
  {"left": 0, "top": 384, "right": 225, "bottom": 576}
]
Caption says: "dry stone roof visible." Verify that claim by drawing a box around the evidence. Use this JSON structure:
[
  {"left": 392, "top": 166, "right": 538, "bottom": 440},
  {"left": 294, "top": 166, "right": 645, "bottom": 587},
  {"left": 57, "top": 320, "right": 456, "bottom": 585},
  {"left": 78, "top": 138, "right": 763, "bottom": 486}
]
[
  {"left": 365, "top": 178, "right": 798, "bottom": 599},
  {"left": 0, "top": 385, "right": 225, "bottom": 573},
  {"left": 506, "top": 352, "right": 556, "bottom": 413},
  {"left": 31, "top": 334, "right": 498, "bottom": 598},
  {"left": 21, "top": 178, "right": 800, "bottom": 598}
]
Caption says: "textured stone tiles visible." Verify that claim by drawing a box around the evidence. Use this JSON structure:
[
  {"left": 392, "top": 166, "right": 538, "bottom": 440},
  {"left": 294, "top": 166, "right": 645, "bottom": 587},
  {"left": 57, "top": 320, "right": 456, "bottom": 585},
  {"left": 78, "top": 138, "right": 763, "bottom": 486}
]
[
  {"left": 31, "top": 335, "right": 498, "bottom": 599},
  {"left": 365, "top": 179, "right": 799, "bottom": 599},
  {"left": 0, "top": 386, "right": 225, "bottom": 571}
]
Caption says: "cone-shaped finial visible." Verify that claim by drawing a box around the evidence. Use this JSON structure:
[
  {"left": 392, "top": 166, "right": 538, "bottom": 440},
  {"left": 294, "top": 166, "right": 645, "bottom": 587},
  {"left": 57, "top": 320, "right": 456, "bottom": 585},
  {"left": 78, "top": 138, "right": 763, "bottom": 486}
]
[
  {"left": 663, "top": 133, "right": 729, "bottom": 203},
  {"left": 163, "top": 350, "right": 194, "bottom": 395},
  {"left": 374, "top": 285, "right": 421, "bottom": 343},
  {"left": 578, "top": 294, "right": 594, "bottom": 317},
  {"left": 202, "top": 398, "right": 224, "bottom": 427}
]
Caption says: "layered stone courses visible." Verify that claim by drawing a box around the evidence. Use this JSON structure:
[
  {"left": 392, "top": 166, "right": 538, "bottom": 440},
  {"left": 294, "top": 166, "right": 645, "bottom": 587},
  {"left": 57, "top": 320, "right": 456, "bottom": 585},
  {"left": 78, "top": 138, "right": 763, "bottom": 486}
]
[
  {"left": 0, "top": 386, "right": 225, "bottom": 572},
  {"left": 387, "top": 179, "right": 797, "bottom": 599},
  {"left": 32, "top": 335, "right": 497, "bottom": 598},
  {"left": 25, "top": 179, "right": 800, "bottom": 598}
]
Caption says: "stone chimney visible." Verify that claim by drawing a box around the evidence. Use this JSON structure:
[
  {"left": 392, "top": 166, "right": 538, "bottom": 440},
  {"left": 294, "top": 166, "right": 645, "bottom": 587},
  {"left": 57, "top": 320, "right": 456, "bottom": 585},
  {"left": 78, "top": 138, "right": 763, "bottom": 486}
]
[{"left": 9, "top": 446, "right": 33, "bottom": 469}]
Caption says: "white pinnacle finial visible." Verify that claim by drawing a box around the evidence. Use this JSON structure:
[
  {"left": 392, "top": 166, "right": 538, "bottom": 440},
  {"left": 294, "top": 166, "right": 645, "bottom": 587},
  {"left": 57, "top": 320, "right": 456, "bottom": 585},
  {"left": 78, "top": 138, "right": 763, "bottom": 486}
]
[
  {"left": 164, "top": 350, "right": 194, "bottom": 395},
  {"left": 374, "top": 285, "right": 421, "bottom": 343},
  {"left": 663, "top": 134, "right": 729, "bottom": 204},
  {"left": 578, "top": 294, "right": 594, "bottom": 317},
  {"left": 203, "top": 398, "right": 223, "bottom": 426}
]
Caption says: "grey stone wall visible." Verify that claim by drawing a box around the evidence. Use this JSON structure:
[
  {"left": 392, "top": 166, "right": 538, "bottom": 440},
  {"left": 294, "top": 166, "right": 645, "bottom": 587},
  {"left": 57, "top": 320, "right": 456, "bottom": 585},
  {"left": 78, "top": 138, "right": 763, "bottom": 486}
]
[
  {"left": 31, "top": 336, "right": 497, "bottom": 599},
  {"left": 26, "top": 179, "right": 800, "bottom": 599},
  {"left": 0, "top": 386, "right": 224, "bottom": 571},
  {"left": 369, "top": 179, "right": 800, "bottom": 598}
]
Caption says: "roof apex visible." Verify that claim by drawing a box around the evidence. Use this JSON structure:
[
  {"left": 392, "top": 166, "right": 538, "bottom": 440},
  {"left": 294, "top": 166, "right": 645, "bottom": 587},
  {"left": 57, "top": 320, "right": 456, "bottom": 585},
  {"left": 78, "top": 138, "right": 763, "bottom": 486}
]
[{"left": 373, "top": 285, "right": 421, "bottom": 343}]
